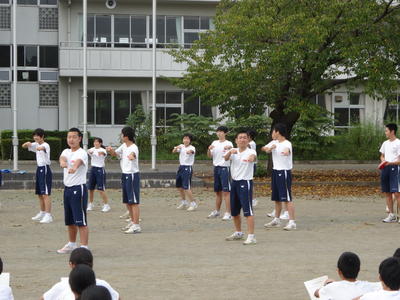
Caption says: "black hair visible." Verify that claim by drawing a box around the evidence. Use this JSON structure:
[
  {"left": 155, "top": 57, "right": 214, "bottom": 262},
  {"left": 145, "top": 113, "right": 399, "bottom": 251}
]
[
  {"left": 93, "top": 137, "right": 105, "bottom": 149},
  {"left": 69, "top": 264, "right": 96, "bottom": 297},
  {"left": 386, "top": 123, "right": 398, "bottom": 134},
  {"left": 33, "top": 128, "right": 45, "bottom": 138},
  {"left": 393, "top": 248, "right": 400, "bottom": 258},
  {"left": 216, "top": 126, "right": 229, "bottom": 133},
  {"left": 247, "top": 129, "right": 257, "bottom": 140},
  {"left": 183, "top": 133, "right": 194, "bottom": 143},
  {"left": 272, "top": 123, "right": 288, "bottom": 138},
  {"left": 80, "top": 285, "right": 112, "bottom": 300},
  {"left": 121, "top": 126, "right": 135, "bottom": 142},
  {"left": 235, "top": 130, "right": 250, "bottom": 138},
  {"left": 0, "top": 257, "right": 3, "bottom": 274},
  {"left": 337, "top": 252, "right": 360, "bottom": 280},
  {"left": 68, "top": 127, "right": 83, "bottom": 138},
  {"left": 69, "top": 248, "right": 93, "bottom": 269},
  {"left": 379, "top": 257, "right": 400, "bottom": 290}
]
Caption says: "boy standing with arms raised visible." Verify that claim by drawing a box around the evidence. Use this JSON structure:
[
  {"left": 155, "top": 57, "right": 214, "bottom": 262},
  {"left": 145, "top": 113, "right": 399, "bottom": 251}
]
[
  {"left": 107, "top": 127, "right": 141, "bottom": 234},
  {"left": 57, "top": 128, "right": 89, "bottom": 254},
  {"left": 263, "top": 123, "right": 296, "bottom": 230},
  {"left": 207, "top": 126, "right": 233, "bottom": 220},
  {"left": 224, "top": 130, "right": 257, "bottom": 245},
  {"left": 22, "top": 128, "right": 53, "bottom": 223}
]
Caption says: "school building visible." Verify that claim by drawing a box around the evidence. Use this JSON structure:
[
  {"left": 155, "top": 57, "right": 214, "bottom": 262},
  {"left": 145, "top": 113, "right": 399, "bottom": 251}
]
[{"left": 0, "top": 0, "right": 396, "bottom": 144}]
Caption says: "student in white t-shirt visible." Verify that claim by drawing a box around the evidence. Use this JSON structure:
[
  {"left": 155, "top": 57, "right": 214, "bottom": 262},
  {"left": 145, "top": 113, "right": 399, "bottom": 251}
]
[
  {"left": 57, "top": 128, "right": 89, "bottom": 254},
  {"left": 21, "top": 128, "right": 53, "bottom": 224},
  {"left": 379, "top": 123, "right": 400, "bottom": 223},
  {"left": 224, "top": 130, "right": 257, "bottom": 245},
  {"left": 247, "top": 129, "right": 259, "bottom": 207},
  {"left": 0, "top": 257, "right": 13, "bottom": 300},
  {"left": 42, "top": 248, "right": 119, "bottom": 300},
  {"left": 107, "top": 127, "right": 141, "bottom": 234},
  {"left": 87, "top": 137, "right": 110, "bottom": 213},
  {"left": 314, "top": 252, "right": 381, "bottom": 300},
  {"left": 356, "top": 257, "right": 400, "bottom": 300},
  {"left": 207, "top": 126, "right": 233, "bottom": 220},
  {"left": 173, "top": 133, "right": 198, "bottom": 211},
  {"left": 263, "top": 123, "right": 296, "bottom": 230}
]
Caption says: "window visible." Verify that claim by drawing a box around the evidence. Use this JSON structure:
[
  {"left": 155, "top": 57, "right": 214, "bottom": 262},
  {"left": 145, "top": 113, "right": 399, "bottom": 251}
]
[
  {"left": 0, "top": 83, "right": 11, "bottom": 106},
  {"left": 18, "top": 45, "right": 38, "bottom": 67},
  {"left": 39, "top": 0, "right": 57, "bottom": 4},
  {"left": 96, "top": 91, "right": 112, "bottom": 124},
  {"left": 184, "top": 92, "right": 212, "bottom": 117},
  {"left": 131, "top": 16, "right": 146, "bottom": 47},
  {"left": 333, "top": 92, "right": 365, "bottom": 129},
  {"left": 0, "top": 0, "right": 11, "bottom": 4},
  {"left": 17, "top": 70, "right": 38, "bottom": 81},
  {"left": 114, "top": 91, "right": 130, "bottom": 124},
  {"left": 0, "top": 70, "right": 9, "bottom": 81},
  {"left": 40, "top": 71, "right": 58, "bottom": 81},
  {"left": 114, "top": 16, "right": 130, "bottom": 47},
  {"left": 183, "top": 16, "right": 214, "bottom": 48},
  {"left": 39, "top": 46, "right": 58, "bottom": 68},
  {"left": 39, "top": 83, "right": 58, "bottom": 106},
  {"left": 0, "top": 45, "right": 10, "bottom": 67},
  {"left": 17, "top": 0, "right": 37, "bottom": 4},
  {"left": 96, "top": 15, "right": 112, "bottom": 46},
  {"left": 386, "top": 94, "right": 400, "bottom": 123}
]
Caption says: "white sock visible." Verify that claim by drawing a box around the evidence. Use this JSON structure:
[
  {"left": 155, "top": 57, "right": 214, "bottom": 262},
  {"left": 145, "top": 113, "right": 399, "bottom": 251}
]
[
  {"left": 45, "top": 212, "right": 51, "bottom": 217},
  {"left": 182, "top": 200, "right": 188, "bottom": 204},
  {"left": 289, "top": 220, "right": 296, "bottom": 224},
  {"left": 80, "top": 245, "right": 89, "bottom": 249},
  {"left": 247, "top": 234, "right": 255, "bottom": 240},
  {"left": 40, "top": 211, "right": 45, "bottom": 214},
  {"left": 235, "top": 231, "right": 243, "bottom": 236},
  {"left": 68, "top": 242, "right": 77, "bottom": 247},
  {"left": 273, "top": 217, "right": 280, "bottom": 222}
]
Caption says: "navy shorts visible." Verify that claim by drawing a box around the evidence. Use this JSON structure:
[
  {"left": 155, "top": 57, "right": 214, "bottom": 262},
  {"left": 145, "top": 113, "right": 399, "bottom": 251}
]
[
  {"left": 176, "top": 165, "right": 192, "bottom": 190},
  {"left": 122, "top": 172, "right": 140, "bottom": 204},
  {"left": 214, "top": 166, "right": 231, "bottom": 192},
  {"left": 271, "top": 169, "right": 292, "bottom": 202},
  {"left": 35, "top": 165, "right": 52, "bottom": 195},
  {"left": 88, "top": 166, "right": 106, "bottom": 191},
  {"left": 63, "top": 184, "right": 88, "bottom": 226},
  {"left": 381, "top": 165, "right": 400, "bottom": 193},
  {"left": 230, "top": 179, "right": 253, "bottom": 217}
]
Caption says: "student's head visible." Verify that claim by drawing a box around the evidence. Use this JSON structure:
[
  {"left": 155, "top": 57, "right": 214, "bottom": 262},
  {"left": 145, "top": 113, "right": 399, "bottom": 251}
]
[
  {"left": 80, "top": 285, "right": 112, "bottom": 300},
  {"left": 235, "top": 130, "right": 250, "bottom": 148},
  {"left": 393, "top": 248, "right": 400, "bottom": 258},
  {"left": 69, "top": 264, "right": 96, "bottom": 298},
  {"left": 337, "top": 252, "right": 360, "bottom": 280},
  {"left": 32, "top": 128, "right": 45, "bottom": 143},
  {"left": 182, "top": 133, "right": 193, "bottom": 146},
  {"left": 385, "top": 123, "right": 397, "bottom": 138},
  {"left": 216, "top": 126, "right": 228, "bottom": 140},
  {"left": 247, "top": 129, "right": 257, "bottom": 141},
  {"left": 271, "top": 123, "right": 287, "bottom": 140},
  {"left": 0, "top": 257, "right": 3, "bottom": 274},
  {"left": 121, "top": 127, "right": 135, "bottom": 143},
  {"left": 379, "top": 257, "right": 400, "bottom": 291},
  {"left": 67, "top": 127, "right": 83, "bottom": 149},
  {"left": 69, "top": 247, "right": 93, "bottom": 269},
  {"left": 93, "top": 137, "right": 103, "bottom": 149}
]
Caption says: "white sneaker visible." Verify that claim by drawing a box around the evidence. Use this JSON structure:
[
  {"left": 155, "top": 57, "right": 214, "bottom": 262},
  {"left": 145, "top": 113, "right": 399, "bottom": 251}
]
[
  {"left": 101, "top": 204, "right": 111, "bottom": 212},
  {"left": 176, "top": 202, "right": 189, "bottom": 210},
  {"left": 187, "top": 202, "right": 198, "bottom": 211},
  {"left": 87, "top": 203, "right": 94, "bottom": 211},
  {"left": 124, "top": 224, "right": 141, "bottom": 234},
  {"left": 120, "top": 210, "right": 129, "bottom": 219},
  {"left": 283, "top": 222, "right": 297, "bottom": 231},
  {"left": 32, "top": 212, "right": 45, "bottom": 221},
  {"left": 383, "top": 213, "right": 397, "bottom": 223},
  {"left": 252, "top": 199, "right": 258, "bottom": 207},
  {"left": 225, "top": 232, "right": 244, "bottom": 241},
  {"left": 243, "top": 237, "right": 257, "bottom": 245},
  {"left": 207, "top": 210, "right": 220, "bottom": 218},
  {"left": 280, "top": 211, "right": 289, "bottom": 220},
  {"left": 122, "top": 222, "right": 133, "bottom": 231},
  {"left": 267, "top": 209, "right": 275, "bottom": 218},
  {"left": 222, "top": 212, "right": 232, "bottom": 221},
  {"left": 57, "top": 243, "right": 77, "bottom": 254},
  {"left": 264, "top": 218, "right": 281, "bottom": 228},
  {"left": 39, "top": 214, "right": 53, "bottom": 224}
]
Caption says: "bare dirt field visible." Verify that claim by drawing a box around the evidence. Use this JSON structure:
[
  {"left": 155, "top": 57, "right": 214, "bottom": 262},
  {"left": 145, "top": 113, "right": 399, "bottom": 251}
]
[{"left": 0, "top": 187, "right": 397, "bottom": 300}]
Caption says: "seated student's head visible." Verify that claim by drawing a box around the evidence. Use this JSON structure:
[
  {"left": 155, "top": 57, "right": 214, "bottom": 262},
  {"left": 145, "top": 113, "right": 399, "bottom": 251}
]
[
  {"left": 0, "top": 257, "right": 3, "bottom": 274},
  {"left": 69, "top": 248, "right": 93, "bottom": 269},
  {"left": 69, "top": 264, "right": 96, "bottom": 299},
  {"left": 80, "top": 285, "right": 112, "bottom": 300},
  {"left": 337, "top": 252, "right": 360, "bottom": 280},
  {"left": 379, "top": 257, "right": 400, "bottom": 291},
  {"left": 393, "top": 248, "right": 400, "bottom": 258}
]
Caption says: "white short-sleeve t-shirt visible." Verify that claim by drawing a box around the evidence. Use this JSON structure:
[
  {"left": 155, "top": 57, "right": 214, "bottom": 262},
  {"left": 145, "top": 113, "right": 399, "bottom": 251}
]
[
  {"left": 380, "top": 139, "right": 400, "bottom": 163},
  {"left": 177, "top": 144, "right": 196, "bottom": 166},
  {"left": 60, "top": 148, "right": 88, "bottom": 187},
  {"left": 318, "top": 280, "right": 381, "bottom": 300},
  {"left": 0, "top": 285, "right": 13, "bottom": 300},
  {"left": 360, "top": 290, "right": 400, "bottom": 300},
  {"left": 210, "top": 140, "right": 233, "bottom": 167},
  {"left": 29, "top": 142, "right": 51, "bottom": 166},
  {"left": 227, "top": 148, "right": 257, "bottom": 180},
  {"left": 43, "top": 277, "right": 119, "bottom": 300},
  {"left": 88, "top": 147, "right": 107, "bottom": 168},
  {"left": 115, "top": 143, "right": 139, "bottom": 174},
  {"left": 265, "top": 140, "right": 293, "bottom": 170}
]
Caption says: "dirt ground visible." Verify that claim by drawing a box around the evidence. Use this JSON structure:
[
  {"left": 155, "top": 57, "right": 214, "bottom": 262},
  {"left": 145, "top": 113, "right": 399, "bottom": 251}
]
[{"left": 0, "top": 187, "right": 398, "bottom": 300}]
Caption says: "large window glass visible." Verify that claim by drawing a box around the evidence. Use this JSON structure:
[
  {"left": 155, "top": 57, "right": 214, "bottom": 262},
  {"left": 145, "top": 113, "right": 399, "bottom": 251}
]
[
  {"left": 333, "top": 93, "right": 365, "bottom": 130},
  {"left": 39, "top": 46, "right": 58, "bottom": 68},
  {"left": 17, "top": 70, "right": 38, "bottom": 81},
  {"left": 114, "top": 16, "right": 130, "bottom": 47},
  {"left": 96, "top": 15, "right": 112, "bottom": 46},
  {"left": 17, "top": 45, "right": 38, "bottom": 67},
  {"left": 0, "top": 45, "right": 10, "bottom": 67},
  {"left": 87, "top": 91, "right": 95, "bottom": 124},
  {"left": 114, "top": 91, "right": 130, "bottom": 124},
  {"left": 96, "top": 91, "right": 112, "bottom": 124},
  {"left": 17, "top": 0, "right": 37, "bottom": 4},
  {"left": 166, "top": 16, "right": 182, "bottom": 45},
  {"left": 39, "top": 0, "right": 57, "bottom": 4},
  {"left": 183, "top": 16, "right": 213, "bottom": 48},
  {"left": 131, "top": 16, "right": 146, "bottom": 47}
]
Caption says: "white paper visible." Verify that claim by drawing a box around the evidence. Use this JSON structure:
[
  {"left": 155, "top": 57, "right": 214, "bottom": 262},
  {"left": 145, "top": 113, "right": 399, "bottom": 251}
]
[
  {"left": 304, "top": 275, "right": 328, "bottom": 300},
  {"left": 100, "top": 37, "right": 107, "bottom": 43},
  {"left": 119, "top": 37, "right": 129, "bottom": 43},
  {"left": 0, "top": 273, "right": 10, "bottom": 286}
]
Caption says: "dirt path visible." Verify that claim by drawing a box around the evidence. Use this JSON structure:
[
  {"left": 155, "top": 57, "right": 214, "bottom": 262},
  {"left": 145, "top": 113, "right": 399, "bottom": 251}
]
[{"left": 0, "top": 187, "right": 396, "bottom": 300}]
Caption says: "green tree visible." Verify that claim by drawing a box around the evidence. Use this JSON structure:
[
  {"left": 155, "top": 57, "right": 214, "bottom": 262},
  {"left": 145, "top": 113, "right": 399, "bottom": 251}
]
[{"left": 170, "top": 0, "right": 400, "bottom": 137}]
